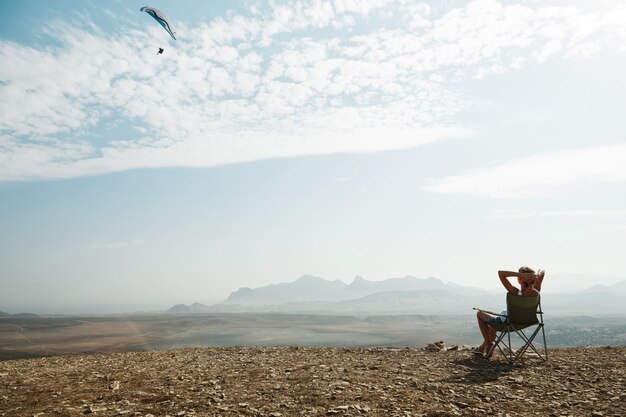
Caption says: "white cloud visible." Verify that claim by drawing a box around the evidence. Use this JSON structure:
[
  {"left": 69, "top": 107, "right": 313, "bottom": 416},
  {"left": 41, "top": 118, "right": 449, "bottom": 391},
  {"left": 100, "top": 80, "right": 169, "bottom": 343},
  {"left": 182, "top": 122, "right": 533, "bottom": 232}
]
[
  {"left": 423, "top": 143, "right": 626, "bottom": 198},
  {"left": 2, "top": 1, "right": 626, "bottom": 181}
]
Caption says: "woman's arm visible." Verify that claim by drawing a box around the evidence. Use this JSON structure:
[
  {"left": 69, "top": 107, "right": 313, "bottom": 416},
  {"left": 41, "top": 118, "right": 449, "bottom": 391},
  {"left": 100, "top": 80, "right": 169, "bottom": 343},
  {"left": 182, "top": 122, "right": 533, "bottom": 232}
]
[
  {"left": 534, "top": 269, "right": 545, "bottom": 291},
  {"left": 498, "top": 270, "right": 520, "bottom": 294}
]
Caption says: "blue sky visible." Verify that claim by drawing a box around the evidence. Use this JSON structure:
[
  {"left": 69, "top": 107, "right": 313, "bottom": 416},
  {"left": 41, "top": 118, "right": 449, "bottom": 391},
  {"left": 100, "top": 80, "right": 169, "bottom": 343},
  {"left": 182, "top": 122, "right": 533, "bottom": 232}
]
[{"left": 1, "top": 0, "right": 626, "bottom": 313}]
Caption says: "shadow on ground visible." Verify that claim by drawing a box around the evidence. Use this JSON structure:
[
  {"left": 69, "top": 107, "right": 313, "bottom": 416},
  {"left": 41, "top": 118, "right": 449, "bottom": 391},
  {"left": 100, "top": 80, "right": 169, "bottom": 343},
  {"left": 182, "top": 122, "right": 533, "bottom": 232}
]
[{"left": 443, "top": 357, "right": 521, "bottom": 383}]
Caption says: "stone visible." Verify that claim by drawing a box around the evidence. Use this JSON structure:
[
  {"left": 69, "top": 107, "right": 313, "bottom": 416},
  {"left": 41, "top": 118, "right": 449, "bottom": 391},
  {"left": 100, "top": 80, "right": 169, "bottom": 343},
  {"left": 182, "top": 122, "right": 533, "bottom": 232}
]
[{"left": 425, "top": 383, "right": 440, "bottom": 391}]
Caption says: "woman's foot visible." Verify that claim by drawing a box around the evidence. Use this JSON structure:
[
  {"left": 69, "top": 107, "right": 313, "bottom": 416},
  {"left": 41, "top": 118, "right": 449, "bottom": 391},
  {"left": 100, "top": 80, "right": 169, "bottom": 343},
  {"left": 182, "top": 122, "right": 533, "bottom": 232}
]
[
  {"left": 471, "top": 345, "right": 486, "bottom": 355},
  {"left": 484, "top": 342, "right": 496, "bottom": 358}
]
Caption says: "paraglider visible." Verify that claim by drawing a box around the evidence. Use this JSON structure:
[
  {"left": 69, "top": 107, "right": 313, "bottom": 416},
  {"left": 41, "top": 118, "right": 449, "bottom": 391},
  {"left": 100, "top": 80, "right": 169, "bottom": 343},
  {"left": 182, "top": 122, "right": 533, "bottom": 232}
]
[{"left": 140, "top": 6, "right": 176, "bottom": 54}]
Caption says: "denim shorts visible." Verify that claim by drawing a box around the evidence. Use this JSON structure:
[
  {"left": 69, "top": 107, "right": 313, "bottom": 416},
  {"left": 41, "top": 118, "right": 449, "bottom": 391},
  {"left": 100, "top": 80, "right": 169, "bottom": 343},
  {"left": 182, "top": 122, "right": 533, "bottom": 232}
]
[{"left": 488, "top": 316, "right": 506, "bottom": 325}]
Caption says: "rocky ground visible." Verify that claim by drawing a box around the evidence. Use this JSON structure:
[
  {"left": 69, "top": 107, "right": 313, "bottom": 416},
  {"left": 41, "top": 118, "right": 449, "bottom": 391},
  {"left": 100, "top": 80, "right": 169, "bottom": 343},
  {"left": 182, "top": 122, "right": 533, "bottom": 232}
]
[{"left": 1, "top": 346, "right": 624, "bottom": 417}]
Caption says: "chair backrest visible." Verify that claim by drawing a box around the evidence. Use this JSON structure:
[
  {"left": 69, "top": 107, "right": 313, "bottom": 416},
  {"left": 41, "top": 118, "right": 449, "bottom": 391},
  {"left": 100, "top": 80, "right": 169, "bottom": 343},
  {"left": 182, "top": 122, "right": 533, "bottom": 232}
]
[{"left": 506, "top": 293, "right": 540, "bottom": 325}]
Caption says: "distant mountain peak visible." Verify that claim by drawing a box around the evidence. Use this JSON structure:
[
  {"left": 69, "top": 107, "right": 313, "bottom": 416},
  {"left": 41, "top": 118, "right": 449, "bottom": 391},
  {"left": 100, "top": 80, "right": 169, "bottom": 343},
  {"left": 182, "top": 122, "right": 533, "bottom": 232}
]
[
  {"left": 223, "top": 275, "right": 347, "bottom": 305},
  {"left": 290, "top": 274, "right": 345, "bottom": 288},
  {"left": 349, "top": 275, "right": 368, "bottom": 288},
  {"left": 295, "top": 274, "right": 326, "bottom": 282},
  {"left": 167, "top": 303, "right": 211, "bottom": 314},
  {"left": 585, "top": 280, "right": 626, "bottom": 293}
]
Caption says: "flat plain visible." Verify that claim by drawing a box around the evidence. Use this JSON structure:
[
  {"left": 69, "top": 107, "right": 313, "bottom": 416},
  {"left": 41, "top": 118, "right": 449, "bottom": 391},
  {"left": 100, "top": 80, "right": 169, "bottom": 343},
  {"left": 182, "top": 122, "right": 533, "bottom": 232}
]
[{"left": 1, "top": 313, "right": 624, "bottom": 360}]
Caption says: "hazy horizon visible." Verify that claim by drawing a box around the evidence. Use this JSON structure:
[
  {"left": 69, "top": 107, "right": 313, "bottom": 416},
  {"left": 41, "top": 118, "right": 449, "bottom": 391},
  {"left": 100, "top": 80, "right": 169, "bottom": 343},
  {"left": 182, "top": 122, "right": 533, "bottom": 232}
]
[
  {"left": 2, "top": 271, "right": 624, "bottom": 315},
  {"left": 2, "top": 1, "right": 626, "bottom": 315}
]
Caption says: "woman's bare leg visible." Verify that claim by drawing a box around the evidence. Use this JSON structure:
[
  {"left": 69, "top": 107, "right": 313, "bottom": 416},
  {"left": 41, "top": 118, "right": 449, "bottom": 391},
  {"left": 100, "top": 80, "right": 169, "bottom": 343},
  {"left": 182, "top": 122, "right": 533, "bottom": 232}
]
[
  {"left": 476, "top": 312, "right": 492, "bottom": 350},
  {"left": 487, "top": 325, "right": 497, "bottom": 344}
]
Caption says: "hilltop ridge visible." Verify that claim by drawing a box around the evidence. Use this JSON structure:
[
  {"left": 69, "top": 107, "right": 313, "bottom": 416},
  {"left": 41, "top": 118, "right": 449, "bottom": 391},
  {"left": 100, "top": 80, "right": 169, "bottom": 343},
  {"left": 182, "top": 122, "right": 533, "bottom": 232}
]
[{"left": 1, "top": 346, "right": 624, "bottom": 416}]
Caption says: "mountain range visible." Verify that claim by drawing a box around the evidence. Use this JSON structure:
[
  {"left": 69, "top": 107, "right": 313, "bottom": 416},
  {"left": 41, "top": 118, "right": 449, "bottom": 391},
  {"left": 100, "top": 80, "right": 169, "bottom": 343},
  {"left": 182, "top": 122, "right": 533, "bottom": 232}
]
[
  {"left": 0, "top": 311, "right": 39, "bottom": 318},
  {"left": 168, "top": 275, "right": 626, "bottom": 315}
]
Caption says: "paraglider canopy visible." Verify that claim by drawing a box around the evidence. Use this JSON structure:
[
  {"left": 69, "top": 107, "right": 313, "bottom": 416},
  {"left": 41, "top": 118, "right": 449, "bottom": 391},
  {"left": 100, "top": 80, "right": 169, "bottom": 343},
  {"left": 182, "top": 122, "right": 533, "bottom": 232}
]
[{"left": 140, "top": 6, "right": 177, "bottom": 40}]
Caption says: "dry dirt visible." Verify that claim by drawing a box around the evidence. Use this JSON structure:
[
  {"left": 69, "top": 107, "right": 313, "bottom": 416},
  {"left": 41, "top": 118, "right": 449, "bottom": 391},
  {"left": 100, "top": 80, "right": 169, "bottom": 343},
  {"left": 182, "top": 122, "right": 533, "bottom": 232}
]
[{"left": 1, "top": 346, "right": 624, "bottom": 417}]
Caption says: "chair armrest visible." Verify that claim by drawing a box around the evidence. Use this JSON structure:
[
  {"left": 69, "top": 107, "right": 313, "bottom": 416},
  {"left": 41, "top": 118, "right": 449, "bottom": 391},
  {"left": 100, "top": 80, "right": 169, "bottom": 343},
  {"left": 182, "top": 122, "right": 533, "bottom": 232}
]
[{"left": 473, "top": 307, "right": 507, "bottom": 317}]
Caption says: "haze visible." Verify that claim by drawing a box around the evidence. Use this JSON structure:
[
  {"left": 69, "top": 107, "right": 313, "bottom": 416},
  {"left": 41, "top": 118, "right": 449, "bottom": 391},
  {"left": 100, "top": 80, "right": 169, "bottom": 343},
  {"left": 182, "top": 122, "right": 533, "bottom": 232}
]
[{"left": 1, "top": 0, "right": 625, "bottom": 314}]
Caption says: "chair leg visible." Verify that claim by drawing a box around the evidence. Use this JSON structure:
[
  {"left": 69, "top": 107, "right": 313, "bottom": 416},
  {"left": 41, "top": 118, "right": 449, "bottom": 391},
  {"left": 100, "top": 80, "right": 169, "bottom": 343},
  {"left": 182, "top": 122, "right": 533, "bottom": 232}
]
[
  {"left": 486, "top": 326, "right": 515, "bottom": 363},
  {"left": 529, "top": 326, "right": 547, "bottom": 360},
  {"left": 507, "top": 331, "right": 512, "bottom": 363},
  {"left": 514, "top": 325, "right": 547, "bottom": 362},
  {"left": 541, "top": 323, "right": 548, "bottom": 361},
  {"left": 486, "top": 324, "right": 548, "bottom": 364}
]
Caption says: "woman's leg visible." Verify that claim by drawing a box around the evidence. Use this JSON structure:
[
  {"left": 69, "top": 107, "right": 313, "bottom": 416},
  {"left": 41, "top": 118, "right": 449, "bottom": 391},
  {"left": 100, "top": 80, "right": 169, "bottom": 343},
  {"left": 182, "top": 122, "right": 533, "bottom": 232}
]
[
  {"left": 476, "top": 311, "right": 493, "bottom": 350},
  {"left": 486, "top": 323, "right": 497, "bottom": 344}
]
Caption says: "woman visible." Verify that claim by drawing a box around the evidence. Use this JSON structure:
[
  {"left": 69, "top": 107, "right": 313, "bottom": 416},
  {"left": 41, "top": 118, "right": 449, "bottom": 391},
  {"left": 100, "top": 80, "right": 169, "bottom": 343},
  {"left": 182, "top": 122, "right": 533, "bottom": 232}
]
[{"left": 474, "top": 266, "right": 545, "bottom": 355}]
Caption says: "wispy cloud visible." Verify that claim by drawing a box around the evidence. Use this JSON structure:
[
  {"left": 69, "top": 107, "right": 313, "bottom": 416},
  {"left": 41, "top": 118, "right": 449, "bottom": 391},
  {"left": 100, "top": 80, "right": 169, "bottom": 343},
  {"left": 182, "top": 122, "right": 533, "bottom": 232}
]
[
  {"left": 423, "top": 143, "right": 626, "bottom": 198},
  {"left": 2, "top": 1, "right": 626, "bottom": 181}
]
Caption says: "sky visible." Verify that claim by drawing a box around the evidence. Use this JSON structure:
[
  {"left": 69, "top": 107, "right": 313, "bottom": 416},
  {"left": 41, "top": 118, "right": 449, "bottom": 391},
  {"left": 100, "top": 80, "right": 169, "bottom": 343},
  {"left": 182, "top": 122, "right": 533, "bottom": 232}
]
[{"left": 1, "top": 0, "right": 625, "bottom": 314}]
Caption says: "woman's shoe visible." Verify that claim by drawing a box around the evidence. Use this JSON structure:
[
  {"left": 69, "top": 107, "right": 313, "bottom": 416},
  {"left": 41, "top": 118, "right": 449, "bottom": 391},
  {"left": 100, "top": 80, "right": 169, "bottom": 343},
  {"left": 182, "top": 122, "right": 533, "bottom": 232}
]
[
  {"left": 484, "top": 343, "right": 496, "bottom": 359},
  {"left": 471, "top": 347, "right": 485, "bottom": 355}
]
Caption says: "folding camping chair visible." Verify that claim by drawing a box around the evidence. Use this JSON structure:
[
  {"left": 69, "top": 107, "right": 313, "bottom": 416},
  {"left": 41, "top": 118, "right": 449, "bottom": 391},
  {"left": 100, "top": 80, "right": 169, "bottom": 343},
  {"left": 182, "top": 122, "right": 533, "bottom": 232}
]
[{"left": 475, "top": 293, "right": 548, "bottom": 364}]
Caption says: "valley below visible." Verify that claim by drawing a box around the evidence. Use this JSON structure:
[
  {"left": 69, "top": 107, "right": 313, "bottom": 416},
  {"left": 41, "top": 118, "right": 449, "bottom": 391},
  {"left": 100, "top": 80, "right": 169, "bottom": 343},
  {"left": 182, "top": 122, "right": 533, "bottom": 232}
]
[{"left": 1, "top": 313, "right": 624, "bottom": 361}]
